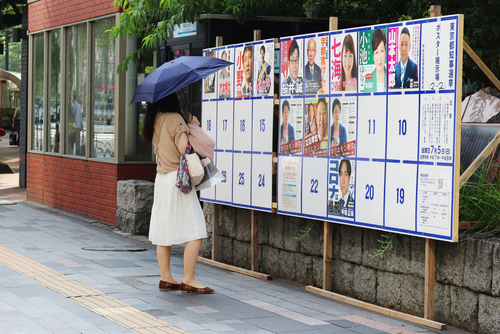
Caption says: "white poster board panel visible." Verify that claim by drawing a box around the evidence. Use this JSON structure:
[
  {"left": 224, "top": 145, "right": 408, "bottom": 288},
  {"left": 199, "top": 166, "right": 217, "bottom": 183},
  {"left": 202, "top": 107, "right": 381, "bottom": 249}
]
[
  {"left": 217, "top": 100, "right": 234, "bottom": 151},
  {"left": 254, "top": 41, "right": 274, "bottom": 97},
  {"left": 354, "top": 160, "right": 384, "bottom": 226},
  {"left": 302, "top": 157, "right": 328, "bottom": 218},
  {"left": 233, "top": 99, "right": 253, "bottom": 152},
  {"left": 357, "top": 95, "right": 387, "bottom": 159},
  {"left": 278, "top": 156, "right": 302, "bottom": 214},
  {"left": 202, "top": 50, "right": 217, "bottom": 100},
  {"left": 386, "top": 94, "right": 419, "bottom": 161},
  {"left": 251, "top": 154, "right": 273, "bottom": 210},
  {"left": 200, "top": 148, "right": 216, "bottom": 201},
  {"left": 384, "top": 163, "right": 418, "bottom": 231},
  {"left": 215, "top": 152, "right": 233, "bottom": 203},
  {"left": 252, "top": 98, "right": 274, "bottom": 153},
  {"left": 417, "top": 164, "right": 454, "bottom": 237},
  {"left": 201, "top": 101, "right": 217, "bottom": 144},
  {"left": 232, "top": 153, "right": 251, "bottom": 206},
  {"left": 418, "top": 93, "right": 455, "bottom": 163},
  {"left": 421, "top": 18, "right": 458, "bottom": 91}
]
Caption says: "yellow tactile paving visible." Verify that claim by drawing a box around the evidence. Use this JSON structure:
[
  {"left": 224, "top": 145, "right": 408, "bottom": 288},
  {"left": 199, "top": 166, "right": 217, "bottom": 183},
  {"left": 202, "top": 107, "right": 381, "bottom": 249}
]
[{"left": 0, "top": 246, "right": 190, "bottom": 334}]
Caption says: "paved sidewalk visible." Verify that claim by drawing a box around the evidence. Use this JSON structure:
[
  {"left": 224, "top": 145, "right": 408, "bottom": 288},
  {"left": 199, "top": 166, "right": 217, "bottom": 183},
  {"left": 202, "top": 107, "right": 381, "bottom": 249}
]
[{"left": 0, "top": 191, "right": 472, "bottom": 334}]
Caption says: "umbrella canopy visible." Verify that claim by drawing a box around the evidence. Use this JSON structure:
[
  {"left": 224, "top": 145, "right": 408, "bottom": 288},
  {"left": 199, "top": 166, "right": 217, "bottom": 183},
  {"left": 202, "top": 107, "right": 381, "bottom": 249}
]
[{"left": 130, "top": 56, "right": 233, "bottom": 104}]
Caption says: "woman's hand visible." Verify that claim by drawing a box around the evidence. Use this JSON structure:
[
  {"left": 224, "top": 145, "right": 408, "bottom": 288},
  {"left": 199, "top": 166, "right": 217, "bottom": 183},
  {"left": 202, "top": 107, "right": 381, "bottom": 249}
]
[{"left": 189, "top": 113, "right": 200, "bottom": 126}]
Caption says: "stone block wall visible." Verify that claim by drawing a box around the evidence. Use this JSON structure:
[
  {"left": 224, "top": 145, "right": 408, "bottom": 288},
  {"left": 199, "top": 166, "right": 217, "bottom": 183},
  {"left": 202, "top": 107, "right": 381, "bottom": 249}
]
[
  {"left": 201, "top": 203, "right": 500, "bottom": 334},
  {"left": 116, "top": 180, "right": 154, "bottom": 235}
]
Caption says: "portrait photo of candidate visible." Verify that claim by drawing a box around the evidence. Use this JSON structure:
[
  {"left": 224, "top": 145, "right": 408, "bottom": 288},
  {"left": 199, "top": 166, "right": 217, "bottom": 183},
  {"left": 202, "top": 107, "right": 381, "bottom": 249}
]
[
  {"left": 339, "top": 159, "right": 354, "bottom": 208},
  {"left": 394, "top": 27, "right": 418, "bottom": 89},
  {"left": 242, "top": 46, "right": 253, "bottom": 96},
  {"left": 330, "top": 98, "right": 347, "bottom": 153},
  {"left": 280, "top": 100, "right": 295, "bottom": 148},
  {"left": 257, "top": 45, "right": 272, "bottom": 94},
  {"left": 286, "top": 40, "right": 303, "bottom": 95},
  {"left": 363, "top": 29, "right": 387, "bottom": 93},
  {"left": 341, "top": 34, "right": 357, "bottom": 91},
  {"left": 304, "top": 38, "right": 322, "bottom": 94},
  {"left": 220, "top": 50, "right": 230, "bottom": 79},
  {"left": 304, "top": 103, "right": 315, "bottom": 136}
]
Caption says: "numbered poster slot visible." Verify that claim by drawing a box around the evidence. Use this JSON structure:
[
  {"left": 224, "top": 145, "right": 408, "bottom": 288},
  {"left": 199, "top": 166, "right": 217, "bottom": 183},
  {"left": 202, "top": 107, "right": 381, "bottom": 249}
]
[
  {"left": 384, "top": 163, "right": 417, "bottom": 231},
  {"left": 253, "top": 99, "right": 274, "bottom": 153},
  {"left": 232, "top": 153, "right": 252, "bottom": 206},
  {"left": 354, "top": 160, "right": 384, "bottom": 226},
  {"left": 252, "top": 154, "right": 273, "bottom": 210},
  {"left": 302, "top": 157, "right": 328, "bottom": 218},
  {"left": 327, "top": 158, "right": 355, "bottom": 221},
  {"left": 234, "top": 99, "right": 253, "bottom": 152},
  {"left": 217, "top": 100, "right": 234, "bottom": 151},
  {"left": 357, "top": 95, "right": 387, "bottom": 159},
  {"left": 215, "top": 152, "right": 233, "bottom": 204},
  {"left": 386, "top": 94, "right": 419, "bottom": 161},
  {"left": 202, "top": 101, "right": 217, "bottom": 144}
]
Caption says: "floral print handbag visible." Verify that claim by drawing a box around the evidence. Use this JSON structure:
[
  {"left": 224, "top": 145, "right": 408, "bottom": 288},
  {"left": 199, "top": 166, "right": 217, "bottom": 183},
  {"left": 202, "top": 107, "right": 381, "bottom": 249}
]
[{"left": 175, "top": 143, "right": 192, "bottom": 194}]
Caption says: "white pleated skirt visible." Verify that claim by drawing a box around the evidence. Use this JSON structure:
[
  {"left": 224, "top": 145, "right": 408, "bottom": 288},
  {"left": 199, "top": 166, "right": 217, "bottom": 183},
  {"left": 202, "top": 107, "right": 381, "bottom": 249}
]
[{"left": 149, "top": 171, "right": 207, "bottom": 246}]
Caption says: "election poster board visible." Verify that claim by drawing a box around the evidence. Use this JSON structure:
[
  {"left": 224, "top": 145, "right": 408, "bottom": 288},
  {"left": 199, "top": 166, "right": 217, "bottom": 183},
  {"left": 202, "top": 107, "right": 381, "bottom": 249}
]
[
  {"left": 200, "top": 40, "right": 275, "bottom": 212},
  {"left": 277, "top": 15, "right": 463, "bottom": 242}
]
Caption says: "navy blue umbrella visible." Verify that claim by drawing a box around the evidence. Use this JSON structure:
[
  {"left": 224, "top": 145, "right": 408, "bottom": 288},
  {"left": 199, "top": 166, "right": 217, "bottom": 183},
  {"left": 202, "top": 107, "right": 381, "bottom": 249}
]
[{"left": 130, "top": 56, "right": 233, "bottom": 104}]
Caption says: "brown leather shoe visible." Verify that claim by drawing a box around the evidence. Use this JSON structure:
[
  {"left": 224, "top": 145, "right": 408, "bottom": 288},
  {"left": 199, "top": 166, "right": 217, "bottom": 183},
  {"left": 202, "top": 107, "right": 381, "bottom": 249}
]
[
  {"left": 159, "top": 280, "right": 181, "bottom": 291},
  {"left": 179, "top": 282, "right": 214, "bottom": 294}
]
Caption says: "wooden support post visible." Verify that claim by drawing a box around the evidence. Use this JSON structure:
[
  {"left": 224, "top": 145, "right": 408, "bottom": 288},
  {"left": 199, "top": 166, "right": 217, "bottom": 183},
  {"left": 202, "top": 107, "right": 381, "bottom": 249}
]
[
  {"left": 322, "top": 17, "right": 338, "bottom": 292},
  {"left": 424, "top": 238, "right": 436, "bottom": 320},
  {"left": 428, "top": 5, "right": 441, "bottom": 17},
  {"left": 463, "top": 41, "right": 500, "bottom": 92},
  {"left": 251, "top": 210, "right": 259, "bottom": 271},
  {"left": 211, "top": 36, "right": 223, "bottom": 262},
  {"left": 459, "top": 131, "right": 500, "bottom": 186},
  {"left": 323, "top": 221, "right": 332, "bottom": 290}
]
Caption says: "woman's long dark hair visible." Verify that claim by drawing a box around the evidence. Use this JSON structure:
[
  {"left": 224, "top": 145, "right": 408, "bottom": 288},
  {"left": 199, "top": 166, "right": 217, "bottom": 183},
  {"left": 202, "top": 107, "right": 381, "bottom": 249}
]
[{"left": 143, "top": 93, "right": 187, "bottom": 142}]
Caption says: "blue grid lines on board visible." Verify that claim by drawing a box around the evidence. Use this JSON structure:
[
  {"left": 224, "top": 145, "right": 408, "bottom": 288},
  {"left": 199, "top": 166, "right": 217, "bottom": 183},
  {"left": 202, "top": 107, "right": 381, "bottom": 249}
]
[
  {"left": 415, "top": 20, "right": 423, "bottom": 234},
  {"left": 420, "top": 89, "right": 455, "bottom": 94},
  {"left": 232, "top": 203, "right": 272, "bottom": 212},
  {"left": 450, "top": 16, "right": 460, "bottom": 237}
]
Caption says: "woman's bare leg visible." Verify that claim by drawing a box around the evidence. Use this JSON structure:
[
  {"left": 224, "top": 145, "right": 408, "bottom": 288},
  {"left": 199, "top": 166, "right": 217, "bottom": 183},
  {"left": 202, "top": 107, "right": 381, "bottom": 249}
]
[
  {"left": 182, "top": 239, "right": 204, "bottom": 288},
  {"left": 157, "top": 245, "right": 180, "bottom": 283}
]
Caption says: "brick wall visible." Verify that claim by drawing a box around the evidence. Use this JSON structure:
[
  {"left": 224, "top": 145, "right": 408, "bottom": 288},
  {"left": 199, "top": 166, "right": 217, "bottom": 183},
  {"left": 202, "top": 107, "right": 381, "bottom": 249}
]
[
  {"left": 27, "top": 153, "right": 156, "bottom": 225},
  {"left": 28, "top": 0, "right": 120, "bottom": 32}
]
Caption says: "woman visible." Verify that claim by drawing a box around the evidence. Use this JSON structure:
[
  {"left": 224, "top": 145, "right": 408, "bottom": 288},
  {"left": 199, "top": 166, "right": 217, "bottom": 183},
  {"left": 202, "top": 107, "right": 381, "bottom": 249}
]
[
  {"left": 363, "top": 29, "right": 387, "bottom": 93},
  {"left": 341, "top": 34, "right": 357, "bottom": 91},
  {"left": 143, "top": 93, "right": 214, "bottom": 294}
]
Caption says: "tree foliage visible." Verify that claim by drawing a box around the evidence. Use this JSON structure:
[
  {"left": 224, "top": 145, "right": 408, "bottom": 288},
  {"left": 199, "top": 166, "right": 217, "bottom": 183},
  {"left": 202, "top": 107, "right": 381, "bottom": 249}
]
[{"left": 110, "top": 0, "right": 500, "bottom": 91}]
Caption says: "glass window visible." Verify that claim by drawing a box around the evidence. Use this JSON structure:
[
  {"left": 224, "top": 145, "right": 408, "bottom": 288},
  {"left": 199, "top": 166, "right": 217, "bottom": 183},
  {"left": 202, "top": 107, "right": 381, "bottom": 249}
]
[
  {"left": 92, "top": 18, "right": 116, "bottom": 160},
  {"left": 125, "top": 37, "right": 153, "bottom": 161},
  {"left": 49, "top": 29, "right": 61, "bottom": 153},
  {"left": 65, "top": 24, "right": 87, "bottom": 156},
  {"left": 33, "top": 33, "right": 44, "bottom": 151}
]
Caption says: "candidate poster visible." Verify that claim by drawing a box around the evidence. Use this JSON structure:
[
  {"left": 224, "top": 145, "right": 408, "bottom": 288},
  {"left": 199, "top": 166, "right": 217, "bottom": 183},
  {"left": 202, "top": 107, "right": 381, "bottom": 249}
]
[
  {"left": 330, "top": 96, "right": 356, "bottom": 157},
  {"left": 304, "top": 35, "right": 328, "bottom": 95},
  {"left": 235, "top": 45, "right": 253, "bottom": 98},
  {"left": 387, "top": 24, "right": 420, "bottom": 90},
  {"left": 203, "top": 51, "right": 217, "bottom": 99},
  {"left": 254, "top": 42, "right": 274, "bottom": 97},
  {"left": 328, "top": 158, "right": 355, "bottom": 219},
  {"left": 358, "top": 28, "right": 387, "bottom": 93},
  {"left": 280, "top": 39, "right": 304, "bottom": 96},
  {"left": 304, "top": 97, "right": 329, "bottom": 156},
  {"left": 331, "top": 32, "right": 357, "bottom": 92},
  {"left": 279, "top": 98, "right": 303, "bottom": 155},
  {"left": 218, "top": 48, "right": 233, "bottom": 98}
]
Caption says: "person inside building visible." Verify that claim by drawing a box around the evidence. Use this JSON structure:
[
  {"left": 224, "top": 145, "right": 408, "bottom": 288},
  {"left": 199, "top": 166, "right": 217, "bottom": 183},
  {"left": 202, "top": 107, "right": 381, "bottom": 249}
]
[{"left": 143, "top": 92, "right": 214, "bottom": 294}]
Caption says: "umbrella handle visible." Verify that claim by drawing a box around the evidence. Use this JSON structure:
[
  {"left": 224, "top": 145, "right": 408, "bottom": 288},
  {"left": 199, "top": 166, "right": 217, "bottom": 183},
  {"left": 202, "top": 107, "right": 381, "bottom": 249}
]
[{"left": 181, "top": 89, "right": 192, "bottom": 116}]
